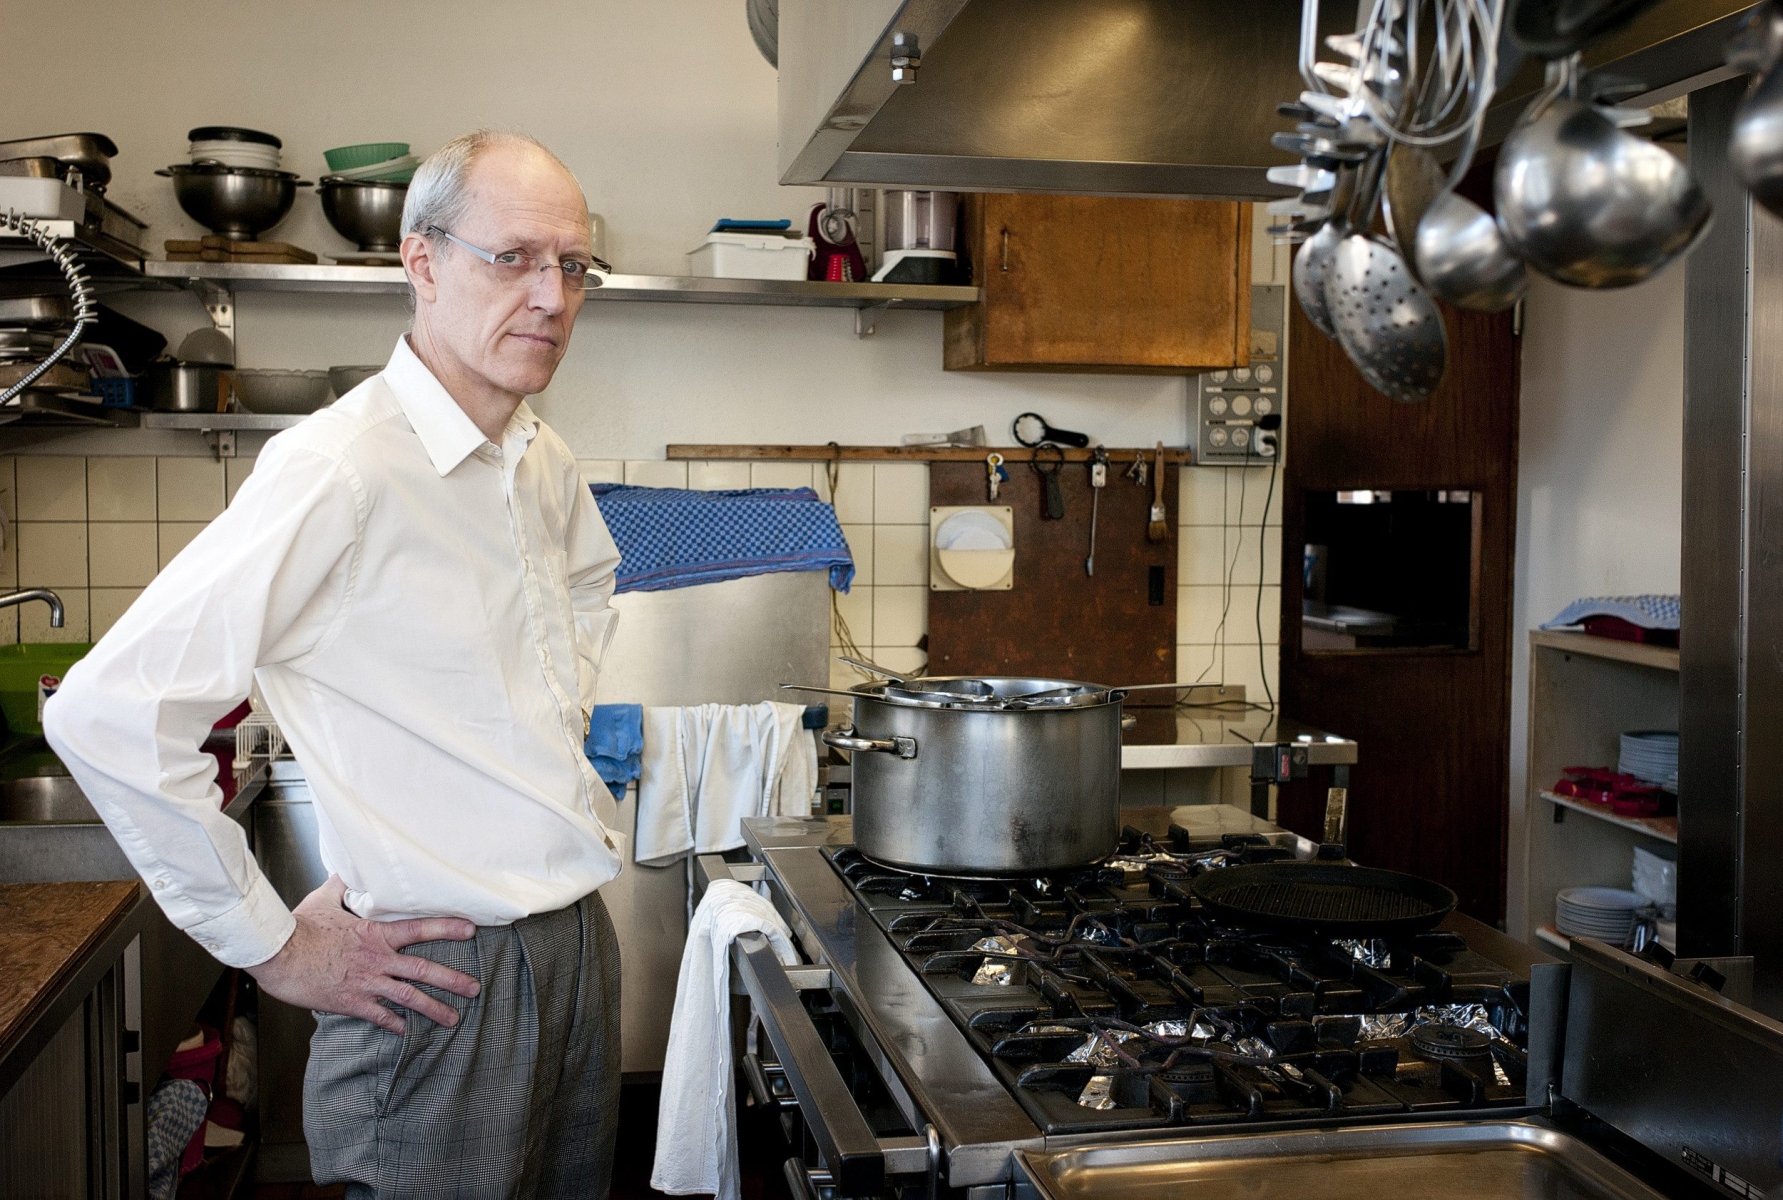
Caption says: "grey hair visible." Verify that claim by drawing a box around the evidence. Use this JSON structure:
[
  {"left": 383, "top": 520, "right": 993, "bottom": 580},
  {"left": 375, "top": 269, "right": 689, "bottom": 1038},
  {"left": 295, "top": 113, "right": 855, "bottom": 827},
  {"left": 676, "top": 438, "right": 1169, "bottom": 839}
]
[
  {"left": 399, "top": 130, "right": 586, "bottom": 308},
  {"left": 401, "top": 129, "right": 583, "bottom": 240}
]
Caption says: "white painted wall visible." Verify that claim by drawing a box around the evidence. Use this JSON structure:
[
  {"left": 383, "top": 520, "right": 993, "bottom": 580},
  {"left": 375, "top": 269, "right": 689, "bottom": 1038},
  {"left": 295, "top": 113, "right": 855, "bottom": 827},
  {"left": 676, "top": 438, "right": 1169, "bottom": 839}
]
[
  {"left": 1506, "top": 270, "right": 1685, "bottom": 936},
  {"left": 1, "top": 0, "right": 1191, "bottom": 459}
]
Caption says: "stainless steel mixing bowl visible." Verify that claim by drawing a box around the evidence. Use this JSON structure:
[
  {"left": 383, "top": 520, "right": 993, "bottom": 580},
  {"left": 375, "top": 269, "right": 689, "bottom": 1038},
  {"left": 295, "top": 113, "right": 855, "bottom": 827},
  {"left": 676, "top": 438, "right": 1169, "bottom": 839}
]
[
  {"left": 158, "top": 163, "right": 310, "bottom": 241},
  {"left": 319, "top": 179, "right": 407, "bottom": 252}
]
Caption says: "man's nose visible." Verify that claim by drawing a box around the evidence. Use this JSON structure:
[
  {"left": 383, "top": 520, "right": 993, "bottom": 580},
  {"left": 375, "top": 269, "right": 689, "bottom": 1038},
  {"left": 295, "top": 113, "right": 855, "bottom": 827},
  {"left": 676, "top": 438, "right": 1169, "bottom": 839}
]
[{"left": 528, "top": 266, "right": 571, "bottom": 313}]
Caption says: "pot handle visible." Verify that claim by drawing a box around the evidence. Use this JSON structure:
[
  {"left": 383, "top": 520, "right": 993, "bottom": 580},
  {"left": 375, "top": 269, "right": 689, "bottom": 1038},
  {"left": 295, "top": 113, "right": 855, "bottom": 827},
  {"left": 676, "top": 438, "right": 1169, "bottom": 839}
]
[{"left": 822, "top": 726, "right": 917, "bottom": 760}]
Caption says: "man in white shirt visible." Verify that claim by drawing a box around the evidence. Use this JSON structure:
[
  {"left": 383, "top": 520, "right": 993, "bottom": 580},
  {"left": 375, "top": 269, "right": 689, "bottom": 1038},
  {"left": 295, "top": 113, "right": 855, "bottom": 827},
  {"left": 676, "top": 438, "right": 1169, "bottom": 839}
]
[{"left": 46, "top": 130, "right": 626, "bottom": 1198}]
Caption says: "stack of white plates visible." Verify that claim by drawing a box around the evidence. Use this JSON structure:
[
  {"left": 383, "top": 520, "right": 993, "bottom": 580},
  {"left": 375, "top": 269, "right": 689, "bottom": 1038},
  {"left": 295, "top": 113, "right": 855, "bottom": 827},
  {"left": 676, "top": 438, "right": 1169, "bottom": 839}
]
[
  {"left": 1618, "top": 730, "right": 1679, "bottom": 788},
  {"left": 1556, "top": 887, "right": 1641, "bottom": 942},
  {"left": 186, "top": 126, "right": 283, "bottom": 171},
  {"left": 190, "top": 140, "right": 280, "bottom": 169}
]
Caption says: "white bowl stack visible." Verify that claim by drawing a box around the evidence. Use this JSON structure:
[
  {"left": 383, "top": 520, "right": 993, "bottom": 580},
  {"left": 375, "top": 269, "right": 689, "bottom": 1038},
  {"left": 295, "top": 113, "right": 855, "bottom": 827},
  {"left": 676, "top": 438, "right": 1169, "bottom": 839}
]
[
  {"left": 187, "top": 127, "right": 283, "bottom": 171},
  {"left": 1556, "top": 886, "right": 1641, "bottom": 942},
  {"left": 1618, "top": 730, "right": 1679, "bottom": 790}
]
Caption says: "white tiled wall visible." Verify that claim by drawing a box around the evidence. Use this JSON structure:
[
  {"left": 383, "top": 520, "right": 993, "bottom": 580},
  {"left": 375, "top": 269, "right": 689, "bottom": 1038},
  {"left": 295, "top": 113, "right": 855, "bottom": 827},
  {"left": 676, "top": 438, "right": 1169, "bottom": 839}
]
[{"left": 7, "top": 454, "right": 1282, "bottom": 715}]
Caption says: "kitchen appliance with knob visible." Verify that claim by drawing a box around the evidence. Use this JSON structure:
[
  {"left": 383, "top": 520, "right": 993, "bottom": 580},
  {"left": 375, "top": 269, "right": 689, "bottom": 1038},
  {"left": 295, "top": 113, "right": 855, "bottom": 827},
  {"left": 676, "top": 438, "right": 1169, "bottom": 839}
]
[{"left": 872, "top": 189, "right": 958, "bottom": 284}]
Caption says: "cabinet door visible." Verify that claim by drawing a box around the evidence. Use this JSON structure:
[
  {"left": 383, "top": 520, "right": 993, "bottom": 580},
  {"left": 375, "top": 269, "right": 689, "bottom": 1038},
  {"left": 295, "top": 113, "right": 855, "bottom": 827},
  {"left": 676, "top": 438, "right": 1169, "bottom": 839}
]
[{"left": 944, "top": 194, "right": 1251, "bottom": 372}]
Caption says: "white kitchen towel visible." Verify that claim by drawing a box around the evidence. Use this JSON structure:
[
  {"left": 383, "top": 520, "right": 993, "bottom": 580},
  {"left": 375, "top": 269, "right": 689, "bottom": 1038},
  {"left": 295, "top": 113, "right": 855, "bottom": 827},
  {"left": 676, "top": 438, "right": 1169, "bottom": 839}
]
[
  {"left": 635, "top": 702, "right": 818, "bottom": 866},
  {"left": 652, "top": 879, "right": 799, "bottom": 1200}
]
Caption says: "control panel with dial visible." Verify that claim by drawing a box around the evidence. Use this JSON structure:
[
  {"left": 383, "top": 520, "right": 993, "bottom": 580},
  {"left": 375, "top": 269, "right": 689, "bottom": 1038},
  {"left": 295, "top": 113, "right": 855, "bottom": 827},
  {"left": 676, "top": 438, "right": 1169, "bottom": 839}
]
[{"left": 1191, "top": 284, "right": 1284, "bottom": 466}]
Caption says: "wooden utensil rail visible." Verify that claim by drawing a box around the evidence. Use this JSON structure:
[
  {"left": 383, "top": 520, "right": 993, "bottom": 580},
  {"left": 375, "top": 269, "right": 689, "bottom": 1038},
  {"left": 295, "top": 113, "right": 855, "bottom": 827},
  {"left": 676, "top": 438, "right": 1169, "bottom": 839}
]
[{"left": 666, "top": 444, "right": 1195, "bottom": 463}]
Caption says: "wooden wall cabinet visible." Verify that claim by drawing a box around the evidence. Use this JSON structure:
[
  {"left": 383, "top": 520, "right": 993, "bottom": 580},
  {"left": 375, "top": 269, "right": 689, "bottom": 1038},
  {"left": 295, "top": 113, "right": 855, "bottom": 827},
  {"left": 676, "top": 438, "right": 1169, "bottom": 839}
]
[{"left": 943, "top": 194, "right": 1252, "bottom": 373}]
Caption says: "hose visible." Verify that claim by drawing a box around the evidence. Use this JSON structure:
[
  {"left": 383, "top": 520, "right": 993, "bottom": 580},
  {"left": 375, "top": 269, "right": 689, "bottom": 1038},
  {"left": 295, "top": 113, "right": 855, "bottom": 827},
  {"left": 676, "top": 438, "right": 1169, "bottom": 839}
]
[{"left": 0, "top": 208, "right": 96, "bottom": 404}]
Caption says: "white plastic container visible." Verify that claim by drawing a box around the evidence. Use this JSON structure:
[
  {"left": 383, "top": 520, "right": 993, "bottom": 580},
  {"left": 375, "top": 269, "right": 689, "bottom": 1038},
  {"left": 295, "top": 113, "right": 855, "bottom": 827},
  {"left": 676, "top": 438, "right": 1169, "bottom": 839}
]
[{"left": 687, "top": 231, "right": 814, "bottom": 280}]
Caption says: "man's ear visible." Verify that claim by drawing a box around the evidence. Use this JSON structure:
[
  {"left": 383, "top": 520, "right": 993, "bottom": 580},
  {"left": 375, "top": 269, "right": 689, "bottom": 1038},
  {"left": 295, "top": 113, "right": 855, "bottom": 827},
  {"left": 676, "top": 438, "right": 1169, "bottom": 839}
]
[{"left": 401, "top": 232, "right": 440, "bottom": 305}]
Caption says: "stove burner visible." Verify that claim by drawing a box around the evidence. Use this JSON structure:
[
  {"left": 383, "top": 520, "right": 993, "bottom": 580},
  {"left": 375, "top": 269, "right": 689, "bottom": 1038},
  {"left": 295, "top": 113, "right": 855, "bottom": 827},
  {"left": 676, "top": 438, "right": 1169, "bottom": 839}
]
[
  {"left": 1411, "top": 1022, "right": 1493, "bottom": 1061},
  {"left": 819, "top": 824, "right": 1533, "bottom": 1135}
]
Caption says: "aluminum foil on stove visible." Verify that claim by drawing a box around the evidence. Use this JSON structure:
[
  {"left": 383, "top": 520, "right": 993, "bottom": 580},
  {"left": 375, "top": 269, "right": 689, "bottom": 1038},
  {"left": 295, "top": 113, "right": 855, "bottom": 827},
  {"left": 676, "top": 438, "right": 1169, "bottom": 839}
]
[
  {"left": 1066, "top": 1029, "right": 1137, "bottom": 1068},
  {"left": 968, "top": 934, "right": 1025, "bottom": 986},
  {"left": 1339, "top": 938, "right": 1391, "bottom": 968},
  {"left": 1230, "top": 1036, "right": 1276, "bottom": 1061},
  {"left": 1077, "top": 1074, "right": 1118, "bottom": 1109},
  {"left": 1142, "top": 1020, "right": 1193, "bottom": 1039},
  {"left": 1417, "top": 1003, "right": 1504, "bottom": 1041},
  {"left": 1357, "top": 1012, "right": 1414, "bottom": 1041}
]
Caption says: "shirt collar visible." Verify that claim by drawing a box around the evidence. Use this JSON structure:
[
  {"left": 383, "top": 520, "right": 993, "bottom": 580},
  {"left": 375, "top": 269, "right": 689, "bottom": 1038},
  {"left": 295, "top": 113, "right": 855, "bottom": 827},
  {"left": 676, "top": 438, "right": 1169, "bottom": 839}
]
[{"left": 383, "top": 336, "right": 536, "bottom": 477}]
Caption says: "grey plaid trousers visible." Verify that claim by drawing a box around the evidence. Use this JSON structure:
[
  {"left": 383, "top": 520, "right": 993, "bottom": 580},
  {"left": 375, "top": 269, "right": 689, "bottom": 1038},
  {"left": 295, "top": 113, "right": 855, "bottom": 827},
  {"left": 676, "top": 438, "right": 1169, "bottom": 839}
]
[{"left": 304, "top": 891, "right": 622, "bottom": 1199}]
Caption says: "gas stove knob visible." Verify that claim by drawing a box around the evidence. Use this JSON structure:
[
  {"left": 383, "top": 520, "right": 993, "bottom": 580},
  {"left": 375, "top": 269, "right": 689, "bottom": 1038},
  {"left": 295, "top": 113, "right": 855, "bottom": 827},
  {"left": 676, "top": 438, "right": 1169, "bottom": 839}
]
[
  {"left": 1254, "top": 397, "right": 1274, "bottom": 415},
  {"left": 1232, "top": 367, "right": 1253, "bottom": 382},
  {"left": 1208, "top": 426, "right": 1229, "bottom": 447},
  {"left": 1255, "top": 364, "right": 1275, "bottom": 383},
  {"left": 1208, "top": 396, "right": 1229, "bottom": 416},
  {"left": 1232, "top": 427, "right": 1250, "bottom": 448},
  {"left": 1210, "top": 370, "right": 1229, "bottom": 383}
]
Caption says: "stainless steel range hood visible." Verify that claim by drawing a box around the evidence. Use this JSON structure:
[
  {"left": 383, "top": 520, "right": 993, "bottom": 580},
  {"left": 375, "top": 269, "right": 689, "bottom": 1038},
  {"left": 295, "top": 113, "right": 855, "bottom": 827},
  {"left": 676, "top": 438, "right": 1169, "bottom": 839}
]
[
  {"left": 777, "top": 0, "right": 1332, "bottom": 200},
  {"left": 776, "top": 0, "right": 1761, "bottom": 201}
]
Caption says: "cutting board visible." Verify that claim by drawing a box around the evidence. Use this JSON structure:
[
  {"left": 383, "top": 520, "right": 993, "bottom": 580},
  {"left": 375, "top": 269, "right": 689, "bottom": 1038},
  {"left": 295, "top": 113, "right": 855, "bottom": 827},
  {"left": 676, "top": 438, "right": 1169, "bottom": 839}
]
[{"left": 926, "top": 454, "right": 1178, "bottom": 700}]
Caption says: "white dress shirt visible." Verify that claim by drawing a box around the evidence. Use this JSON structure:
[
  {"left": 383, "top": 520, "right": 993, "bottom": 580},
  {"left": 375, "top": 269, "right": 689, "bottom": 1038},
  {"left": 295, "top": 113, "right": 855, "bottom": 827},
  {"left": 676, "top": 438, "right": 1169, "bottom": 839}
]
[{"left": 44, "top": 336, "right": 625, "bottom": 969}]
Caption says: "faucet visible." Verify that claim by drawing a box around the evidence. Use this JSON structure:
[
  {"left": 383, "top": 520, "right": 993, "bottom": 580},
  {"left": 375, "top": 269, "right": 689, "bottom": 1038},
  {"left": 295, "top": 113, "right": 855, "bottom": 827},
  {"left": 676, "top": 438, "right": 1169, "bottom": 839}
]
[{"left": 0, "top": 589, "right": 64, "bottom": 628}]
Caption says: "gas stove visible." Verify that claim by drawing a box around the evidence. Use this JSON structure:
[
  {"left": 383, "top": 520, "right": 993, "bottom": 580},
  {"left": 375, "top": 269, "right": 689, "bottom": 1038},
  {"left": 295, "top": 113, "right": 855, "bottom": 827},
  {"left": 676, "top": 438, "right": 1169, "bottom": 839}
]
[
  {"left": 822, "top": 831, "right": 1532, "bottom": 1137},
  {"left": 702, "top": 810, "right": 1568, "bottom": 1196}
]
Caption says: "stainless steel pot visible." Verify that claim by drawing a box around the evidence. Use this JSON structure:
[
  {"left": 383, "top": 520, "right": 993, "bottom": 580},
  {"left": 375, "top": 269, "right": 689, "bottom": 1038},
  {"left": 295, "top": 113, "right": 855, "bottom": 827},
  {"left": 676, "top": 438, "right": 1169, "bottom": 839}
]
[
  {"left": 822, "top": 676, "right": 1122, "bottom": 875},
  {"left": 141, "top": 362, "right": 232, "bottom": 413}
]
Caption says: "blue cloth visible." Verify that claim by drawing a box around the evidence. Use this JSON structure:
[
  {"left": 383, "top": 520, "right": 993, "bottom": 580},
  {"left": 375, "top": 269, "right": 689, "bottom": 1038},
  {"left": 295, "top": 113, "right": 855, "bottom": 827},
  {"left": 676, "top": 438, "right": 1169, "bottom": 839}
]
[
  {"left": 591, "top": 484, "right": 854, "bottom": 594},
  {"left": 586, "top": 703, "right": 643, "bottom": 799},
  {"left": 1541, "top": 594, "right": 1680, "bottom": 631}
]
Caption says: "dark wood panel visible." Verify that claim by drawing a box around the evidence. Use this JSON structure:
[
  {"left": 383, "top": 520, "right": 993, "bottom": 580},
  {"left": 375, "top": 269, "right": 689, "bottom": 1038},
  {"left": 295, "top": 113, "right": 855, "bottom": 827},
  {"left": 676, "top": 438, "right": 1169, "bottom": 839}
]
[
  {"left": 927, "top": 459, "right": 1177, "bottom": 698},
  {"left": 1278, "top": 293, "right": 1520, "bottom": 922},
  {"left": 946, "top": 194, "right": 1251, "bottom": 372}
]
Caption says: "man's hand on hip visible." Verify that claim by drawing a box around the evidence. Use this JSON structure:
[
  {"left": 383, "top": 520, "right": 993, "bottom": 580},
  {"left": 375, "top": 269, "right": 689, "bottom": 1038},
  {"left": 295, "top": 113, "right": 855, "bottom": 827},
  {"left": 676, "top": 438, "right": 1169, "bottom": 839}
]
[{"left": 247, "top": 874, "right": 481, "bottom": 1034}]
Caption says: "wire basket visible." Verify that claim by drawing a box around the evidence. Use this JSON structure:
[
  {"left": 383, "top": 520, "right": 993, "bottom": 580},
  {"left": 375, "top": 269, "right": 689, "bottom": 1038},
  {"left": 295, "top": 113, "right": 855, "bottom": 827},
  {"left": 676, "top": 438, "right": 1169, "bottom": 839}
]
[{"left": 234, "top": 711, "right": 285, "bottom": 761}]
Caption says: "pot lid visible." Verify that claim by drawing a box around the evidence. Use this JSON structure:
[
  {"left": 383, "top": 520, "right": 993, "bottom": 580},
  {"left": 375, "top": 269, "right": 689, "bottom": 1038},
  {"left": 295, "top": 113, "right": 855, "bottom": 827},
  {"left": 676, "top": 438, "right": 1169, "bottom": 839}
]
[
  {"left": 855, "top": 675, "right": 1111, "bottom": 710},
  {"left": 188, "top": 126, "right": 282, "bottom": 148}
]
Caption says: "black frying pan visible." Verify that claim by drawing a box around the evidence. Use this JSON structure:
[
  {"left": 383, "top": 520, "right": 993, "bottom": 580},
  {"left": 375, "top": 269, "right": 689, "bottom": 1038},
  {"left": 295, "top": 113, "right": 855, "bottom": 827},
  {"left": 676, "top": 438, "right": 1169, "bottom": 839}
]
[
  {"left": 1191, "top": 861, "right": 1457, "bottom": 938},
  {"left": 1189, "top": 776, "right": 1457, "bottom": 938},
  {"left": 1507, "top": 0, "right": 1663, "bottom": 59}
]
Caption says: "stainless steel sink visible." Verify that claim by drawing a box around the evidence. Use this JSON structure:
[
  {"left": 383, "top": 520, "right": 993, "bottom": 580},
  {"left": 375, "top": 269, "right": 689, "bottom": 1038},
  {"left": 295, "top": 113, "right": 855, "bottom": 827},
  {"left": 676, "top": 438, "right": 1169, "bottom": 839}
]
[
  {"left": 0, "top": 750, "right": 98, "bottom": 822},
  {"left": 1015, "top": 1120, "right": 1670, "bottom": 1200},
  {"left": 0, "top": 773, "right": 99, "bottom": 822}
]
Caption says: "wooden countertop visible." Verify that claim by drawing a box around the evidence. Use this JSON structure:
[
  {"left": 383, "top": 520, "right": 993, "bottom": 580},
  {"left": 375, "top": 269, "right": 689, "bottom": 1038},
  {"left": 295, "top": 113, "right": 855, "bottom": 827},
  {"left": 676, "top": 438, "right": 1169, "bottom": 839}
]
[{"left": 0, "top": 881, "right": 140, "bottom": 1051}]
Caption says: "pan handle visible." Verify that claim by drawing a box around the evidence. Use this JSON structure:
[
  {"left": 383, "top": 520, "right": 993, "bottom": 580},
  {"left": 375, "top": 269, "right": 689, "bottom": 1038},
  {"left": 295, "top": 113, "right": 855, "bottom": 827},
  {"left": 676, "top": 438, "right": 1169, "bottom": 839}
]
[{"left": 822, "top": 726, "right": 917, "bottom": 760}]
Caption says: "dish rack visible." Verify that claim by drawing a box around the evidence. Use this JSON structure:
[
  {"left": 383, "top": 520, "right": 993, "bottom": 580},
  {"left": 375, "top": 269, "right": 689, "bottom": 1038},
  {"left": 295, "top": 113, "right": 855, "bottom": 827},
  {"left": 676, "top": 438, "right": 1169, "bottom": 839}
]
[{"left": 234, "top": 708, "right": 285, "bottom": 760}]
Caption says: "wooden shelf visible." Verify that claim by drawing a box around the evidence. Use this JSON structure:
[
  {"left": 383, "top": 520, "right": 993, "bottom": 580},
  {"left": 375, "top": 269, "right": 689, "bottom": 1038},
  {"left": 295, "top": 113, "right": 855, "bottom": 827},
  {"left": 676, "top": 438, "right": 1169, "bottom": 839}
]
[
  {"left": 667, "top": 443, "right": 1195, "bottom": 463},
  {"left": 1540, "top": 790, "right": 1678, "bottom": 844},
  {"left": 1529, "top": 629, "right": 1679, "bottom": 672}
]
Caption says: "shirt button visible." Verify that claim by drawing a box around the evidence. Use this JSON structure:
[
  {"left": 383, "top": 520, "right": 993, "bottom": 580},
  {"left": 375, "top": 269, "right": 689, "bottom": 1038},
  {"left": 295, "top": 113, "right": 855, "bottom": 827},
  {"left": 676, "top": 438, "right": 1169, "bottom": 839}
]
[
  {"left": 205, "top": 942, "right": 220, "bottom": 952},
  {"left": 153, "top": 879, "right": 167, "bottom": 890}
]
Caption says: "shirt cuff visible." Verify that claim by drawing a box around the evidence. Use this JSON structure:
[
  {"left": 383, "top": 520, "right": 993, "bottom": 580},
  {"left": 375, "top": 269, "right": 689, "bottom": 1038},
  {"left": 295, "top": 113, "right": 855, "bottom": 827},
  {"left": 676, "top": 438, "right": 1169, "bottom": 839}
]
[{"left": 179, "top": 870, "right": 298, "bottom": 969}]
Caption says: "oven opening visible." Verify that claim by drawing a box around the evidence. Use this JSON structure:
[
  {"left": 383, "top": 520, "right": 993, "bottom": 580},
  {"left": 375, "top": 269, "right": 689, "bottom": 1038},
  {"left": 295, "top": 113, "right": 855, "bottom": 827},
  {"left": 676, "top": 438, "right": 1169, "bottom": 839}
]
[{"left": 1301, "top": 489, "right": 1481, "bottom": 653}]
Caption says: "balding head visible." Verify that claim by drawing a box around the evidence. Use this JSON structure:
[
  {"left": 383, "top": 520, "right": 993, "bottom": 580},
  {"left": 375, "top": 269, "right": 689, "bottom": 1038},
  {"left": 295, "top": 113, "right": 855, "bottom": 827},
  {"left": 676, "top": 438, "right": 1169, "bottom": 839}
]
[{"left": 398, "top": 131, "right": 593, "bottom": 417}]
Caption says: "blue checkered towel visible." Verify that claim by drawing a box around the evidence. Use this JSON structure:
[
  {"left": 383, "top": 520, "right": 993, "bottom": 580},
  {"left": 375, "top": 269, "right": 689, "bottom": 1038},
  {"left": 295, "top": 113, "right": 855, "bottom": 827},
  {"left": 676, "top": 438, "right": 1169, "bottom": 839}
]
[
  {"left": 591, "top": 484, "right": 854, "bottom": 594},
  {"left": 1541, "top": 594, "right": 1680, "bottom": 631}
]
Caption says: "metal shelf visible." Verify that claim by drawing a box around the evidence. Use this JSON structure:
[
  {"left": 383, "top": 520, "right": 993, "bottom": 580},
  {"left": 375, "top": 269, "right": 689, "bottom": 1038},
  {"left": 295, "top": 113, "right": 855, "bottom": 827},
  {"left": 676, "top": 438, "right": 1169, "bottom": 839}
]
[
  {"left": 139, "top": 261, "right": 979, "bottom": 309},
  {"left": 137, "top": 411, "right": 308, "bottom": 431}
]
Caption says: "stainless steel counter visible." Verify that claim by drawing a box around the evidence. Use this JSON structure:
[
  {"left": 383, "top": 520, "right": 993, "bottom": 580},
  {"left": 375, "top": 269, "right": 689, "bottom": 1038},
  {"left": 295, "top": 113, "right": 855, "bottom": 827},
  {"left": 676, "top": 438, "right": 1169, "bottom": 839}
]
[{"left": 1119, "top": 713, "right": 1357, "bottom": 771}]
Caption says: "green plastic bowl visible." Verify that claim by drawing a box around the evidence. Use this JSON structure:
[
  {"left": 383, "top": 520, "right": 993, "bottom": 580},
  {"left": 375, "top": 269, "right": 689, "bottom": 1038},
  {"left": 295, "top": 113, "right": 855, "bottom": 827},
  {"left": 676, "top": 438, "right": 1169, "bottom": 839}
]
[
  {"left": 323, "top": 142, "right": 410, "bottom": 172},
  {"left": 0, "top": 643, "right": 92, "bottom": 737},
  {"left": 356, "top": 166, "right": 416, "bottom": 184}
]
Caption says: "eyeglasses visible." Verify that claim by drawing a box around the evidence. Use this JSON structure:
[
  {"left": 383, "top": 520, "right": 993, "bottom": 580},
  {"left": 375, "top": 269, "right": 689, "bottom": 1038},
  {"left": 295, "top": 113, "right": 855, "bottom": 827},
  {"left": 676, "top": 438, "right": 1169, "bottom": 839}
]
[{"left": 424, "top": 225, "right": 610, "bottom": 290}]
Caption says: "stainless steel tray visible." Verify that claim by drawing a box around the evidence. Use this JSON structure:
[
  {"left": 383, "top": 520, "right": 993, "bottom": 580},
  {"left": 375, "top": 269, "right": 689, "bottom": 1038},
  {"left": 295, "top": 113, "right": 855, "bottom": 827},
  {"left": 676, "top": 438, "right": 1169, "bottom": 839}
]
[{"left": 1016, "top": 1119, "right": 1668, "bottom": 1200}]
